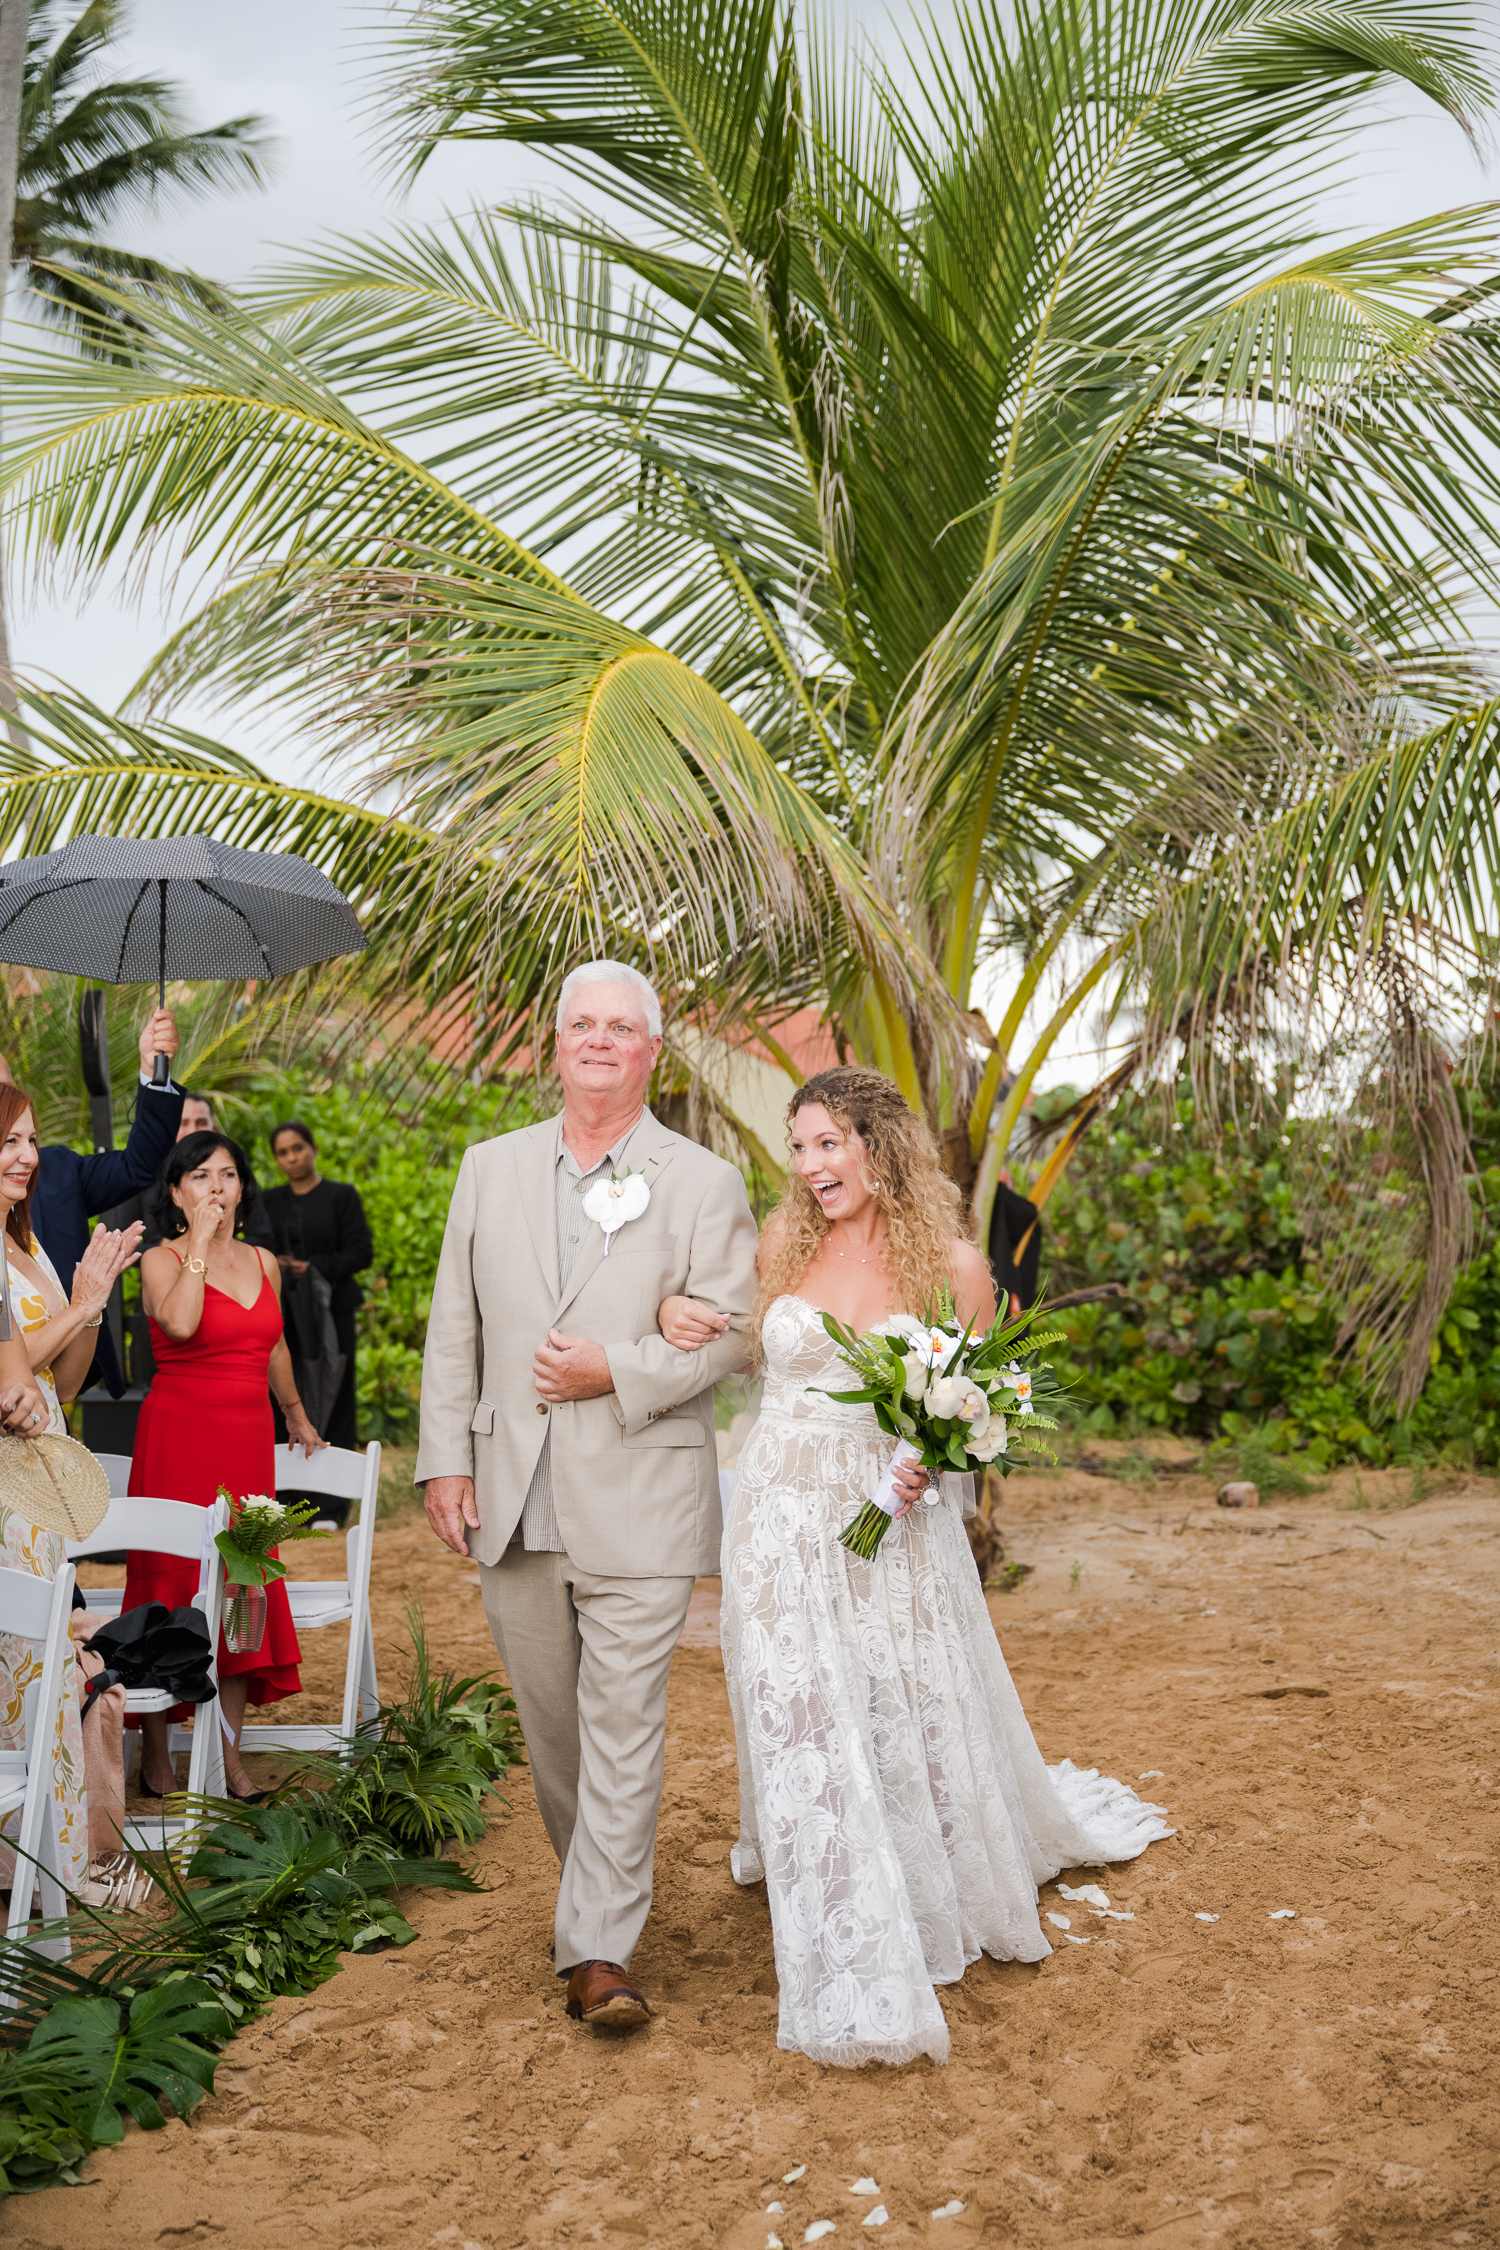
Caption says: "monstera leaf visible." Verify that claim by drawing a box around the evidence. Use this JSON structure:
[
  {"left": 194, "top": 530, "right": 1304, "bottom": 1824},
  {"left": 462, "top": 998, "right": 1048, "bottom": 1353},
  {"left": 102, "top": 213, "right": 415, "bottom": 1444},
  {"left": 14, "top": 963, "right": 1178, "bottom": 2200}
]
[
  {"left": 19, "top": 1979, "right": 229, "bottom": 2144},
  {"left": 183, "top": 1799, "right": 478, "bottom": 1911}
]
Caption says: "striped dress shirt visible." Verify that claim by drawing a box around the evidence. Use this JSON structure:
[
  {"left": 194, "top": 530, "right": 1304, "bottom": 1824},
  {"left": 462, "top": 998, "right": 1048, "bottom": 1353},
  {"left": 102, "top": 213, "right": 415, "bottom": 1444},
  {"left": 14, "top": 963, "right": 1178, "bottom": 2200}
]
[{"left": 518, "top": 1113, "right": 645, "bottom": 1551}]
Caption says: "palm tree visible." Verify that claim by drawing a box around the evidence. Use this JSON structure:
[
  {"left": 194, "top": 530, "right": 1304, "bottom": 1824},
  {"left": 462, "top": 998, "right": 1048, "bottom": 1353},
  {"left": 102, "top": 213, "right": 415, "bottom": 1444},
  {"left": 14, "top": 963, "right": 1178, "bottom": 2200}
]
[
  {"left": 13, "top": 0, "right": 270, "bottom": 353},
  {"left": 3, "top": 0, "right": 1500, "bottom": 1394}
]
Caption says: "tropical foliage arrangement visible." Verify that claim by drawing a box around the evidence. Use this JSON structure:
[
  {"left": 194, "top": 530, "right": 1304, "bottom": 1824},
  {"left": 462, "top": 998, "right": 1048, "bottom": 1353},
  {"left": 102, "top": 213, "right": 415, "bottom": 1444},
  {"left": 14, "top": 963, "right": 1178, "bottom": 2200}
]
[
  {"left": 213, "top": 1490, "right": 328, "bottom": 1589},
  {"left": 0, "top": 1617, "right": 522, "bottom": 2199},
  {"left": 3, "top": 0, "right": 1500, "bottom": 1398}
]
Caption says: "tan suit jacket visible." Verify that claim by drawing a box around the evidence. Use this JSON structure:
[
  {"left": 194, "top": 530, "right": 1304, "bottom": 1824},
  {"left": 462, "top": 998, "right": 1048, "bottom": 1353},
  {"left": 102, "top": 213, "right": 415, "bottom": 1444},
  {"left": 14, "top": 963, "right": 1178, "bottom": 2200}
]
[{"left": 415, "top": 1109, "right": 757, "bottom": 1577}]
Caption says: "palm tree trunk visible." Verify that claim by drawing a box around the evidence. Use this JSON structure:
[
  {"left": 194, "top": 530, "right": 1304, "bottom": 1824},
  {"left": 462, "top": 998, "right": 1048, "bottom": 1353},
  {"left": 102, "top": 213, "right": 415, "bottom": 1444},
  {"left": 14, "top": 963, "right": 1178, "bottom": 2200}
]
[{"left": 0, "top": 0, "right": 30, "bottom": 738}]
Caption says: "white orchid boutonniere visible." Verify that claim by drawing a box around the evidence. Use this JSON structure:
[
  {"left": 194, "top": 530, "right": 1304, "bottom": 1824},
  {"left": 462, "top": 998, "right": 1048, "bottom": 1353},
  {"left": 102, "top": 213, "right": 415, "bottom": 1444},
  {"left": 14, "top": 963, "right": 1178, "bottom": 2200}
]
[{"left": 583, "top": 1167, "right": 651, "bottom": 1254}]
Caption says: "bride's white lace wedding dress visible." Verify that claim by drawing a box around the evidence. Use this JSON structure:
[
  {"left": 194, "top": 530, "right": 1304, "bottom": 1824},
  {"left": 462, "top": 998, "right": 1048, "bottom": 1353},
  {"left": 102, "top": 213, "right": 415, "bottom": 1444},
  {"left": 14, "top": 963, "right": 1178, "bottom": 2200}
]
[{"left": 721, "top": 1295, "right": 1172, "bottom": 2069}]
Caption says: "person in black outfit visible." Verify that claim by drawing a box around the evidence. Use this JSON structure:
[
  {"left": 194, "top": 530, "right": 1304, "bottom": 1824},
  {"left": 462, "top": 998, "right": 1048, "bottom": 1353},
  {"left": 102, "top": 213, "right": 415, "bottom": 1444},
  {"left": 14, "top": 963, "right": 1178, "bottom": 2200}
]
[
  {"left": 262, "top": 1119, "right": 372, "bottom": 1452},
  {"left": 0, "top": 1007, "right": 184, "bottom": 1397},
  {"left": 989, "top": 1175, "right": 1043, "bottom": 1320}
]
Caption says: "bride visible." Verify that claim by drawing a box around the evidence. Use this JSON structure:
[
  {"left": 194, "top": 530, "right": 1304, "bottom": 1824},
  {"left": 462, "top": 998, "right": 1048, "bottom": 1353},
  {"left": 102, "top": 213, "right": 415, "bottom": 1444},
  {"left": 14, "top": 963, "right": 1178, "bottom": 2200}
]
[{"left": 660, "top": 1066, "right": 1170, "bottom": 2069}]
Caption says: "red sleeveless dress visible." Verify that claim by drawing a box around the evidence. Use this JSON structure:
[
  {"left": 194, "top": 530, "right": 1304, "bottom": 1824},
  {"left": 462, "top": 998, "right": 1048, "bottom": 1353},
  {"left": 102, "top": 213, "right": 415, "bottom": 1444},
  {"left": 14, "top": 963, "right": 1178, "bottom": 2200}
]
[{"left": 122, "top": 1250, "right": 302, "bottom": 1710}]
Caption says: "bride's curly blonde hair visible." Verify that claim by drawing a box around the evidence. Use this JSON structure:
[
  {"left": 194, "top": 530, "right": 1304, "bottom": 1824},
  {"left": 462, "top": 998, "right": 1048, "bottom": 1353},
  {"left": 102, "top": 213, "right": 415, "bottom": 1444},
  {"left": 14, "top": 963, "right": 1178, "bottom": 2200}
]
[{"left": 751, "top": 1066, "right": 970, "bottom": 1362}]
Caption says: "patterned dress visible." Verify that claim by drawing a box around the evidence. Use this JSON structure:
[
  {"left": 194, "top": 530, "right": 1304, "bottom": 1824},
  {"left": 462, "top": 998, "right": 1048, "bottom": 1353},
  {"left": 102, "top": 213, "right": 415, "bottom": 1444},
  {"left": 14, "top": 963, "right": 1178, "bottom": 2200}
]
[
  {"left": 721, "top": 1296, "right": 1173, "bottom": 2068},
  {"left": 0, "top": 1236, "right": 89, "bottom": 1895}
]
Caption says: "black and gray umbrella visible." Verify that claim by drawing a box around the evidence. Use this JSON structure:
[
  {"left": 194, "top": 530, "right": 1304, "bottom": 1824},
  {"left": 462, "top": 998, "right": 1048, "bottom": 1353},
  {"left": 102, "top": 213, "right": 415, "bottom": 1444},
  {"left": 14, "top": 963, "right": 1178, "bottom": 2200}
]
[{"left": 0, "top": 834, "right": 367, "bottom": 1081}]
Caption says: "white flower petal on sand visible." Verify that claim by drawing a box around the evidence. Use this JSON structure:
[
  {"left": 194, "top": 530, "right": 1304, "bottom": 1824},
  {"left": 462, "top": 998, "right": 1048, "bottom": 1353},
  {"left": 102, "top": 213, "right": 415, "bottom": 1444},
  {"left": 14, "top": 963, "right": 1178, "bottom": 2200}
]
[
  {"left": 862, "top": 2208, "right": 889, "bottom": 2228},
  {"left": 1064, "top": 1933, "right": 1091, "bottom": 1945},
  {"left": 1270, "top": 1909, "right": 1296, "bottom": 1920},
  {"left": 1098, "top": 1908, "right": 1135, "bottom": 1921},
  {"left": 1195, "top": 1912, "right": 1219, "bottom": 1923},
  {"left": 805, "top": 2225, "right": 837, "bottom": 2243},
  {"left": 1138, "top": 1769, "right": 1165, "bottom": 1780},
  {"left": 767, "top": 2203, "right": 784, "bottom": 2214},
  {"left": 784, "top": 2168, "right": 807, "bottom": 2185},
  {"left": 932, "top": 2202, "right": 966, "bottom": 2220},
  {"left": 849, "top": 2181, "right": 880, "bottom": 2196},
  {"left": 1044, "top": 1912, "right": 1071, "bottom": 1930},
  {"left": 768, "top": 2237, "right": 785, "bottom": 2249},
  {"left": 1058, "top": 1882, "right": 1110, "bottom": 1909}
]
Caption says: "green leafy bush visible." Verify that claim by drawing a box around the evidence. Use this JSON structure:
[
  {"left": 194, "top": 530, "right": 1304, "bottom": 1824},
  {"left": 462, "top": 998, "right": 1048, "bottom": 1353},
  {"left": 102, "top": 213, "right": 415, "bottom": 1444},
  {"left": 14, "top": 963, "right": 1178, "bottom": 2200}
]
[
  {"left": 0, "top": 1978, "right": 231, "bottom": 2195},
  {"left": 1034, "top": 1089, "right": 1500, "bottom": 1468}
]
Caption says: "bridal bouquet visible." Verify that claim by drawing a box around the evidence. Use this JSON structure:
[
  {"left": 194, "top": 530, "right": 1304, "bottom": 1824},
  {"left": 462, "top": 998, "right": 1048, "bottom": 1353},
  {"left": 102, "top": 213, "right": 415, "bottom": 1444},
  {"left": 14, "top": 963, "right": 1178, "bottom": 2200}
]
[
  {"left": 214, "top": 1488, "right": 330, "bottom": 1589},
  {"left": 817, "top": 1297, "right": 1065, "bottom": 1559}
]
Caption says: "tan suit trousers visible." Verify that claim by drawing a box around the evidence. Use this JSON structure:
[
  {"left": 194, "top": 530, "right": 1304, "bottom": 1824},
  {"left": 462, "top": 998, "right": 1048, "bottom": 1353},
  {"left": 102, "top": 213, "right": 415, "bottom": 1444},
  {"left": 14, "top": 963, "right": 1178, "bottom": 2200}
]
[{"left": 479, "top": 1546, "right": 694, "bottom": 1974}]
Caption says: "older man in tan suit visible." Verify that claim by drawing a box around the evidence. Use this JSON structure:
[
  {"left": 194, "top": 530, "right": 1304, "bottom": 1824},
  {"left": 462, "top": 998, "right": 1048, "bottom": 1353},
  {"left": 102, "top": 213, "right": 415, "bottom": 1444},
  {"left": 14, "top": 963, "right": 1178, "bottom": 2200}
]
[{"left": 418, "top": 961, "right": 757, "bottom": 2027}]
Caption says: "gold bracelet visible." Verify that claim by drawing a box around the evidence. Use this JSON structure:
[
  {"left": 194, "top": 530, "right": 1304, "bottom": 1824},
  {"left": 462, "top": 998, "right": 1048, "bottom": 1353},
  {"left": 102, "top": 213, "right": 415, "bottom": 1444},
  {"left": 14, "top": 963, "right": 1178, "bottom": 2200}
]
[{"left": 185, "top": 1256, "right": 207, "bottom": 1275}]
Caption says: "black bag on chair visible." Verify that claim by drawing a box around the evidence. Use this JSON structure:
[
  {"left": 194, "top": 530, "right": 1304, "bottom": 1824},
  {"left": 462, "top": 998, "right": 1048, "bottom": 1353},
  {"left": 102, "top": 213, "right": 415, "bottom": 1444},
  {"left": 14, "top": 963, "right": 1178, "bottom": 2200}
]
[{"left": 82, "top": 1603, "right": 215, "bottom": 1705}]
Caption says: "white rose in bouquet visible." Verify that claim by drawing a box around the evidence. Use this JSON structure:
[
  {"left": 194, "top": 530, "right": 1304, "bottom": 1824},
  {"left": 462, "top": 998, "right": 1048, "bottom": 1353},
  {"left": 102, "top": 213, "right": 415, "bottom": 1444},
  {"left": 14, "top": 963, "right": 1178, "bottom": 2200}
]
[
  {"left": 927, "top": 1372, "right": 991, "bottom": 1436},
  {"left": 900, "top": 1348, "right": 929, "bottom": 1401},
  {"left": 968, "top": 1415, "right": 1008, "bottom": 1460}
]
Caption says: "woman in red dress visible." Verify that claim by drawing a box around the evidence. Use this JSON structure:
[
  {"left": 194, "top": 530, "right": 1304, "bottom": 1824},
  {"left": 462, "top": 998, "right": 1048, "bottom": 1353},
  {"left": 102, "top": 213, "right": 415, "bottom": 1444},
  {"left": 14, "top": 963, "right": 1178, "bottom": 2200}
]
[{"left": 124, "top": 1131, "right": 325, "bottom": 1801}]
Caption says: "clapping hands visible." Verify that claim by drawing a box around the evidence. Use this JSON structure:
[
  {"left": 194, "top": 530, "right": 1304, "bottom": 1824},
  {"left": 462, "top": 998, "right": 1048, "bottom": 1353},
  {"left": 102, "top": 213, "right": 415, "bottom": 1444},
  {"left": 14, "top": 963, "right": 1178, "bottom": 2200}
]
[{"left": 71, "top": 1220, "right": 144, "bottom": 1318}]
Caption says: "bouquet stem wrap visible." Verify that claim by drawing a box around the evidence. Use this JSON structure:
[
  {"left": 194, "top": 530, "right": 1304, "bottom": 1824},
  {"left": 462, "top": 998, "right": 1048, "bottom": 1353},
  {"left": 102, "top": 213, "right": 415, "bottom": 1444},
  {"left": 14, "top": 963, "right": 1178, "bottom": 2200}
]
[{"left": 842, "top": 1439, "right": 925, "bottom": 1560}]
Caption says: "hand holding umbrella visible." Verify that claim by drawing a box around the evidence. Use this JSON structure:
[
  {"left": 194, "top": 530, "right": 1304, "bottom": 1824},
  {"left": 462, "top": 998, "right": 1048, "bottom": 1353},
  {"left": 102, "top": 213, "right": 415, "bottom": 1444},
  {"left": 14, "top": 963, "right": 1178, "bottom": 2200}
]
[{"left": 138, "top": 1007, "right": 179, "bottom": 1086}]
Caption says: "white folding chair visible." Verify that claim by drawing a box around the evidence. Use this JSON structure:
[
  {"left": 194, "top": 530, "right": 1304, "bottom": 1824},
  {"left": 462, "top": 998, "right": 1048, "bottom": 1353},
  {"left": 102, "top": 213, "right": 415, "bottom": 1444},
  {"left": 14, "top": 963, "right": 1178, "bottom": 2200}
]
[
  {"left": 67, "top": 1497, "right": 228, "bottom": 1850},
  {"left": 0, "top": 1560, "right": 77, "bottom": 1969},
  {"left": 95, "top": 1453, "right": 133, "bottom": 1500},
  {"left": 238, "top": 1443, "right": 381, "bottom": 1760}
]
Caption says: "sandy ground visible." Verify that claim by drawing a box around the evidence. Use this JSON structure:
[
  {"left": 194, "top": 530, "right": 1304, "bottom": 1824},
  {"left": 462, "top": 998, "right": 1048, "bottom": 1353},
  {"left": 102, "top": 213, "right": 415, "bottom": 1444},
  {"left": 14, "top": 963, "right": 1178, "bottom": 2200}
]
[{"left": 17, "top": 1453, "right": 1500, "bottom": 2248}]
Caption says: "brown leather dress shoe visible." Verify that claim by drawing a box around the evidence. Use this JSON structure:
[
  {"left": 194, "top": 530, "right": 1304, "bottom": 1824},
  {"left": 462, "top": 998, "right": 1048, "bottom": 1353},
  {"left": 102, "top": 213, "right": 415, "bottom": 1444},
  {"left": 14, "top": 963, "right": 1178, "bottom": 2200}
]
[{"left": 564, "top": 1958, "right": 652, "bottom": 2029}]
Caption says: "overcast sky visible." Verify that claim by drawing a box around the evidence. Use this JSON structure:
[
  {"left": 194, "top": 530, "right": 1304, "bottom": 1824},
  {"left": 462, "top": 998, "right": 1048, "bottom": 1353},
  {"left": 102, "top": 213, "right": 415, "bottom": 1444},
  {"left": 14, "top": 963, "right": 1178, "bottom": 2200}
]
[{"left": 11, "top": 1, "right": 1500, "bottom": 1077}]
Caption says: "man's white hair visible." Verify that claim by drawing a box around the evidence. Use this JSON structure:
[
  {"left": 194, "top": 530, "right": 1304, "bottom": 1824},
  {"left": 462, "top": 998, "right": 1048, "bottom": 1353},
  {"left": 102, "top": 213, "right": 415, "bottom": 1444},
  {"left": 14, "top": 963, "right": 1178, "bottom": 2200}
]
[{"left": 556, "top": 959, "right": 662, "bottom": 1039}]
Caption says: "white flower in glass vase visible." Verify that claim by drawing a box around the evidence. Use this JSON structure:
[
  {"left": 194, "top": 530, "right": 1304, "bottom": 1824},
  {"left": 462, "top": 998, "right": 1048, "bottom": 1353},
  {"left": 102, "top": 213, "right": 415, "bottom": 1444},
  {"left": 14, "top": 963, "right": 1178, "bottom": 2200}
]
[{"left": 582, "top": 1169, "right": 651, "bottom": 1254}]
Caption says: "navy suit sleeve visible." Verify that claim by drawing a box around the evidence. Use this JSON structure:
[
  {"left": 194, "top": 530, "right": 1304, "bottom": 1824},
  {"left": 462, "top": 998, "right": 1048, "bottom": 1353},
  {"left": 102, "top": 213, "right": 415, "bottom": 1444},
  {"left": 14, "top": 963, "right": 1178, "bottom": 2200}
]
[{"left": 75, "top": 1084, "right": 185, "bottom": 1215}]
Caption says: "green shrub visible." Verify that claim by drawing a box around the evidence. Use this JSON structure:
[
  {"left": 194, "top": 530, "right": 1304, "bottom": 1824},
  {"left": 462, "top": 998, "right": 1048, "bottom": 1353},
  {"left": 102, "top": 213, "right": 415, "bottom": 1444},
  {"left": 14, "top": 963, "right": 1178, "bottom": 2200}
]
[{"left": 1033, "top": 1089, "right": 1500, "bottom": 1469}]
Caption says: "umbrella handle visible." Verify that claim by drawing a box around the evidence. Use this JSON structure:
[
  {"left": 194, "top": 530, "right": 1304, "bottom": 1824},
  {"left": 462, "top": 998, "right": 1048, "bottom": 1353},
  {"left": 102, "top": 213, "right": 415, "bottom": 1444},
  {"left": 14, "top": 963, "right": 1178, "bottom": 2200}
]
[{"left": 150, "top": 946, "right": 170, "bottom": 1087}]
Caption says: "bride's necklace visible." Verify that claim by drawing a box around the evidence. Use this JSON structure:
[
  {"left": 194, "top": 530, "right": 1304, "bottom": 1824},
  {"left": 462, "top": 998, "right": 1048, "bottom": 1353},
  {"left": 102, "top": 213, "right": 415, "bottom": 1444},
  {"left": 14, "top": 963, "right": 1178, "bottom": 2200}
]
[{"left": 829, "top": 1227, "right": 880, "bottom": 1267}]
